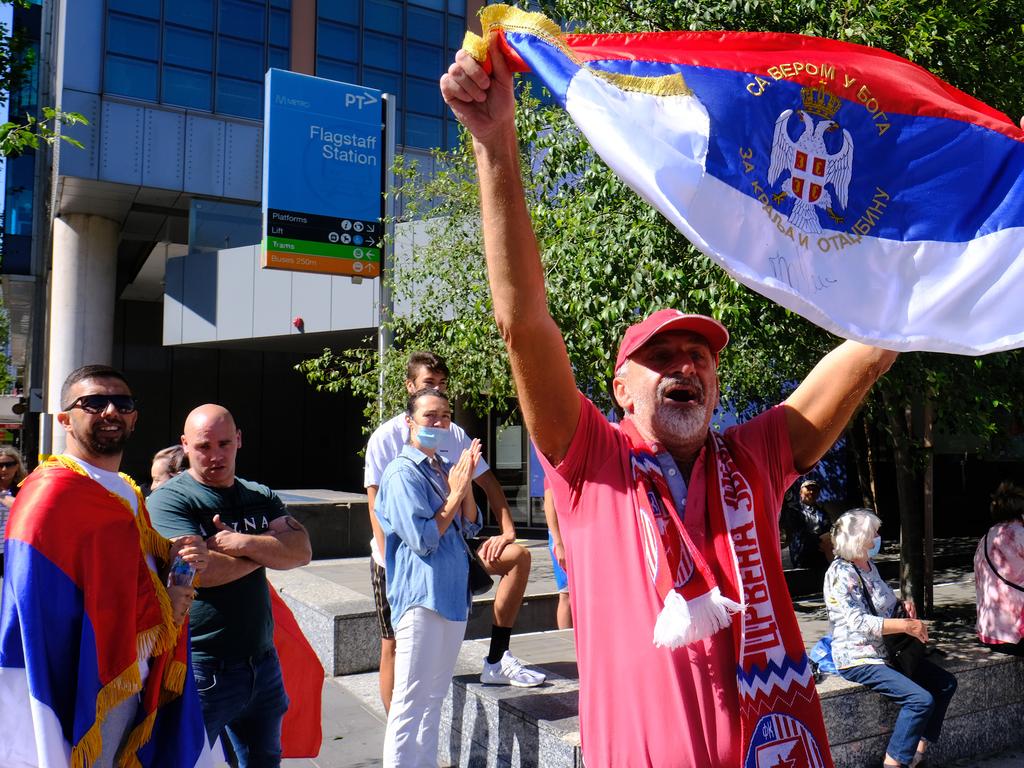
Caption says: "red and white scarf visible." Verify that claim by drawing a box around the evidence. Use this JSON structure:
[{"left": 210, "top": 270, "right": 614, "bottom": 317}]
[{"left": 622, "top": 419, "right": 834, "bottom": 768}]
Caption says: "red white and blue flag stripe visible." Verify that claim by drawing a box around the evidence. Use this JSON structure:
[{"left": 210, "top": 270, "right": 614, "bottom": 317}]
[
  {"left": 0, "top": 461, "right": 221, "bottom": 768},
  {"left": 468, "top": 5, "right": 1024, "bottom": 354}
]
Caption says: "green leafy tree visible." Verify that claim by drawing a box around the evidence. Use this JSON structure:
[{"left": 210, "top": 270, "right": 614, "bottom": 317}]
[{"left": 300, "top": 0, "right": 1024, "bottom": 610}]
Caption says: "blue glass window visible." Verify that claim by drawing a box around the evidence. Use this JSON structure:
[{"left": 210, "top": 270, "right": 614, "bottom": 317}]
[
  {"left": 408, "top": 0, "right": 444, "bottom": 10},
  {"left": 365, "top": 0, "right": 402, "bottom": 34},
  {"left": 107, "top": 14, "right": 159, "bottom": 60},
  {"left": 269, "top": 9, "right": 290, "bottom": 47},
  {"left": 270, "top": 0, "right": 291, "bottom": 7},
  {"left": 164, "top": 26, "right": 213, "bottom": 70},
  {"left": 269, "top": 46, "right": 289, "bottom": 71},
  {"left": 362, "top": 68, "right": 400, "bottom": 98},
  {"left": 447, "top": 0, "right": 466, "bottom": 13},
  {"left": 109, "top": 0, "right": 159, "bottom": 18},
  {"left": 448, "top": 18, "right": 466, "bottom": 47},
  {"left": 406, "top": 77, "right": 441, "bottom": 116},
  {"left": 163, "top": 66, "right": 212, "bottom": 110},
  {"left": 216, "top": 76, "right": 263, "bottom": 118},
  {"left": 105, "top": 56, "right": 158, "bottom": 100},
  {"left": 363, "top": 32, "right": 401, "bottom": 72},
  {"left": 408, "top": 7, "right": 442, "bottom": 45},
  {"left": 406, "top": 113, "right": 442, "bottom": 148},
  {"left": 166, "top": 0, "right": 213, "bottom": 29},
  {"left": 316, "top": 57, "right": 358, "bottom": 84},
  {"left": 317, "top": 21, "right": 358, "bottom": 62},
  {"left": 406, "top": 41, "right": 442, "bottom": 77},
  {"left": 318, "top": 0, "right": 358, "bottom": 24},
  {"left": 220, "top": 0, "right": 266, "bottom": 41},
  {"left": 218, "top": 37, "right": 265, "bottom": 80}
]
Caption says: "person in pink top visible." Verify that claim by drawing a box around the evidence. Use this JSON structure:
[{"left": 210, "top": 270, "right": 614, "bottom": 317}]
[
  {"left": 975, "top": 481, "right": 1024, "bottom": 655},
  {"left": 441, "top": 40, "right": 898, "bottom": 768}
]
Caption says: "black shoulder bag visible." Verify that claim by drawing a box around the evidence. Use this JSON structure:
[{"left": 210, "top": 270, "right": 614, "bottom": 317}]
[
  {"left": 397, "top": 456, "right": 494, "bottom": 596},
  {"left": 853, "top": 564, "right": 926, "bottom": 677},
  {"left": 984, "top": 530, "right": 1024, "bottom": 593}
]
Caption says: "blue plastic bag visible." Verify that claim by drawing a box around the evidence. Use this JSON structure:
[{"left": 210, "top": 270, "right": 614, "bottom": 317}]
[{"left": 809, "top": 635, "right": 837, "bottom": 676}]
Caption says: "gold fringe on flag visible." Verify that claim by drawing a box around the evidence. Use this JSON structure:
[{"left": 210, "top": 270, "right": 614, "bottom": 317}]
[
  {"left": 462, "top": 4, "right": 693, "bottom": 99},
  {"left": 46, "top": 455, "right": 185, "bottom": 767}
]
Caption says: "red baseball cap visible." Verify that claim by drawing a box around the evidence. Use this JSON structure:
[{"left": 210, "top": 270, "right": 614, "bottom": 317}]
[{"left": 615, "top": 309, "right": 729, "bottom": 371}]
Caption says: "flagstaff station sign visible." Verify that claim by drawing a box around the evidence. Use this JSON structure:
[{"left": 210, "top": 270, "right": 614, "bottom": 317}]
[{"left": 262, "top": 69, "right": 384, "bottom": 277}]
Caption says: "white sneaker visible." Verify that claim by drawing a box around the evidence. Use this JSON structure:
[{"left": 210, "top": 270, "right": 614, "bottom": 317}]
[{"left": 480, "top": 651, "right": 546, "bottom": 687}]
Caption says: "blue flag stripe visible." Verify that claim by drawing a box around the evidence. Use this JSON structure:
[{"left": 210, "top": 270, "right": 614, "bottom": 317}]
[{"left": 508, "top": 31, "right": 1024, "bottom": 244}]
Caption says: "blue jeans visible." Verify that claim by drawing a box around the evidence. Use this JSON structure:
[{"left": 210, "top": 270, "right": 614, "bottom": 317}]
[
  {"left": 839, "top": 658, "right": 957, "bottom": 764},
  {"left": 193, "top": 649, "right": 289, "bottom": 768}
]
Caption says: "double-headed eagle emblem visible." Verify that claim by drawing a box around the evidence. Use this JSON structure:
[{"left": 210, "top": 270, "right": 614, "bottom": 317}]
[{"left": 768, "top": 83, "right": 853, "bottom": 234}]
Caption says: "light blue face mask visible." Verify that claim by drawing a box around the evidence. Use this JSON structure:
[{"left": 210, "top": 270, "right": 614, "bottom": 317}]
[
  {"left": 415, "top": 426, "right": 442, "bottom": 451},
  {"left": 867, "top": 535, "right": 882, "bottom": 559}
]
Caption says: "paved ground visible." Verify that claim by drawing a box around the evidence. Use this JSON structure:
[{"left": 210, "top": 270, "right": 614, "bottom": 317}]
[{"left": 282, "top": 537, "right": 1024, "bottom": 767}]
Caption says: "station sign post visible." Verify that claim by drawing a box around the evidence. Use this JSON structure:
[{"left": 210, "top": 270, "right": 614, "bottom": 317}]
[{"left": 262, "top": 69, "right": 385, "bottom": 278}]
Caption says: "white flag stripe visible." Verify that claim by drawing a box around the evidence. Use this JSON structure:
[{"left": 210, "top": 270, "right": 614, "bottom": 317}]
[{"left": 565, "top": 68, "right": 1024, "bottom": 354}]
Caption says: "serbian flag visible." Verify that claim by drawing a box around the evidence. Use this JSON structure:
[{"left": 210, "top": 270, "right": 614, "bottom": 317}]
[
  {"left": 467, "top": 5, "right": 1024, "bottom": 355},
  {"left": 270, "top": 588, "right": 323, "bottom": 758},
  {"left": 0, "top": 459, "right": 220, "bottom": 768}
]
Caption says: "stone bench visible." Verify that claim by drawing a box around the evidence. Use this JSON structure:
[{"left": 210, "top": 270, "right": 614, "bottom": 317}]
[
  {"left": 268, "top": 565, "right": 561, "bottom": 676},
  {"left": 439, "top": 633, "right": 1024, "bottom": 768}
]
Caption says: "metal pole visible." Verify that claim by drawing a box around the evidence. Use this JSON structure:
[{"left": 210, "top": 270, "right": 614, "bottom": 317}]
[{"left": 377, "top": 92, "right": 396, "bottom": 423}]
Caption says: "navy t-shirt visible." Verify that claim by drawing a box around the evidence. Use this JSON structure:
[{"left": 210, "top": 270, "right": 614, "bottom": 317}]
[{"left": 149, "top": 471, "right": 287, "bottom": 662}]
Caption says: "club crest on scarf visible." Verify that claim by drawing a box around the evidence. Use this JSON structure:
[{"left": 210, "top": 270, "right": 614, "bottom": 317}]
[{"left": 745, "top": 713, "right": 828, "bottom": 768}]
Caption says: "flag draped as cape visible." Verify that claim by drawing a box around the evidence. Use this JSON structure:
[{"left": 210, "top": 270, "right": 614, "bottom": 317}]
[
  {"left": 466, "top": 5, "right": 1024, "bottom": 355},
  {"left": 0, "top": 458, "right": 218, "bottom": 768}
]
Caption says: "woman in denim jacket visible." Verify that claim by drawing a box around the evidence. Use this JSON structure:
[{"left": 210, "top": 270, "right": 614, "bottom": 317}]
[{"left": 375, "top": 387, "right": 482, "bottom": 767}]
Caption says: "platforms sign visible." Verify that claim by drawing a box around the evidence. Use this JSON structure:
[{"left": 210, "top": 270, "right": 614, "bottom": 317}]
[{"left": 262, "top": 69, "right": 384, "bottom": 277}]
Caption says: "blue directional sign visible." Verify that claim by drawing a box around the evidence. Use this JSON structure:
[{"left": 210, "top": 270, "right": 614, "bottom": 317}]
[{"left": 262, "top": 69, "right": 384, "bottom": 277}]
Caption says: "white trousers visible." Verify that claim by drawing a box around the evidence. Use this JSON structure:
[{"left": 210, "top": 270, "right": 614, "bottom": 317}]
[{"left": 383, "top": 606, "right": 466, "bottom": 768}]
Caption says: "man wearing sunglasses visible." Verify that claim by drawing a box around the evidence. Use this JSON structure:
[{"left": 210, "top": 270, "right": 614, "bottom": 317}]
[
  {"left": 149, "top": 404, "right": 312, "bottom": 768},
  {"left": 0, "top": 365, "right": 217, "bottom": 767}
]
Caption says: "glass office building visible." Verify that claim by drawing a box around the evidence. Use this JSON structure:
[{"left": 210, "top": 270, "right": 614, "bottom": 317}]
[{"left": 0, "top": 1, "right": 550, "bottom": 510}]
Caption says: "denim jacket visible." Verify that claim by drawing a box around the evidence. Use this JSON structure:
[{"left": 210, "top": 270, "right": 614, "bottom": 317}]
[{"left": 375, "top": 444, "right": 482, "bottom": 624}]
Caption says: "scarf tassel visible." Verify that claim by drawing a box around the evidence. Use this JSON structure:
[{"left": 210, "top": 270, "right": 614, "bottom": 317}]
[{"left": 653, "top": 587, "right": 744, "bottom": 649}]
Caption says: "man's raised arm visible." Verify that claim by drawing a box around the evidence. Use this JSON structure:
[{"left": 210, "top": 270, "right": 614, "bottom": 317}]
[
  {"left": 784, "top": 340, "right": 898, "bottom": 473},
  {"left": 441, "top": 42, "right": 579, "bottom": 466}
]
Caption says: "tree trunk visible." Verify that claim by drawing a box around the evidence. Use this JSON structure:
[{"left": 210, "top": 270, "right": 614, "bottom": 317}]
[
  {"left": 922, "top": 399, "right": 935, "bottom": 617},
  {"left": 881, "top": 390, "right": 925, "bottom": 614},
  {"left": 847, "top": 411, "right": 878, "bottom": 509}
]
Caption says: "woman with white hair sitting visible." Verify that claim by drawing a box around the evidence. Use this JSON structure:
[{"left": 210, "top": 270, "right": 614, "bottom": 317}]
[{"left": 824, "top": 509, "right": 957, "bottom": 768}]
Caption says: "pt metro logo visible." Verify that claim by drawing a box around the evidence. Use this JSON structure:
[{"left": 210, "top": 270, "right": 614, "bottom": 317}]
[{"left": 345, "top": 90, "right": 379, "bottom": 110}]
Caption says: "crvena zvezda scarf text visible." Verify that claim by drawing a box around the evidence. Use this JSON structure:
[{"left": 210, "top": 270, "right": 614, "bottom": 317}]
[{"left": 621, "top": 418, "right": 833, "bottom": 768}]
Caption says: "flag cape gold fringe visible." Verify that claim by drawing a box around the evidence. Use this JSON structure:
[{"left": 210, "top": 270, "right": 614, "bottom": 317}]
[
  {"left": 46, "top": 456, "right": 186, "bottom": 768},
  {"left": 463, "top": 4, "right": 693, "bottom": 97}
]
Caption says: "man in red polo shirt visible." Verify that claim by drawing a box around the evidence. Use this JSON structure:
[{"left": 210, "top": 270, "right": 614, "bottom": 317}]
[{"left": 442, "top": 42, "right": 898, "bottom": 768}]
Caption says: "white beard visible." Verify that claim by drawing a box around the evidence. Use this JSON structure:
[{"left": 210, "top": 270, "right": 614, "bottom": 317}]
[{"left": 631, "top": 376, "right": 715, "bottom": 448}]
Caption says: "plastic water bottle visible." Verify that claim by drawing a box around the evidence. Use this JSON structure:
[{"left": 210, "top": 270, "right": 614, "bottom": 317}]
[{"left": 167, "top": 555, "right": 197, "bottom": 588}]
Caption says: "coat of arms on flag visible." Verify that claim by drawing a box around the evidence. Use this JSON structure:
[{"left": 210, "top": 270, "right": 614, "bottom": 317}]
[
  {"left": 768, "top": 84, "right": 854, "bottom": 234},
  {"left": 466, "top": 4, "right": 1024, "bottom": 356}
]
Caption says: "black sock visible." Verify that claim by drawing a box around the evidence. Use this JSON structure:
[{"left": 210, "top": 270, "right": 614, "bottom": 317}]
[{"left": 487, "top": 625, "right": 512, "bottom": 664}]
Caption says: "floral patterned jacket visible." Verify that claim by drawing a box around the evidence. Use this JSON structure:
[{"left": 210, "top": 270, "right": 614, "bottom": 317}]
[{"left": 824, "top": 558, "right": 900, "bottom": 669}]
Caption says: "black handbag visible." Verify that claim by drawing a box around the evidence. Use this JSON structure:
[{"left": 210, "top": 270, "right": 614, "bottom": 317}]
[
  {"left": 853, "top": 566, "right": 927, "bottom": 677},
  {"left": 457, "top": 530, "right": 496, "bottom": 596},
  {"left": 399, "top": 456, "right": 494, "bottom": 596}
]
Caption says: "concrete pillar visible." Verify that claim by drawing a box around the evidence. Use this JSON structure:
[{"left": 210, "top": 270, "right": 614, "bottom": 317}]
[{"left": 46, "top": 213, "right": 119, "bottom": 452}]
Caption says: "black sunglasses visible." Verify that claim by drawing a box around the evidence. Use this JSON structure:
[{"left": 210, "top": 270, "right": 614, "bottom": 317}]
[
  {"left": 62, "top": 394, "right": 137, "bottom": 414},
  {"left": 0, "top": 461, "right": 16, "bottom": 469}
]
